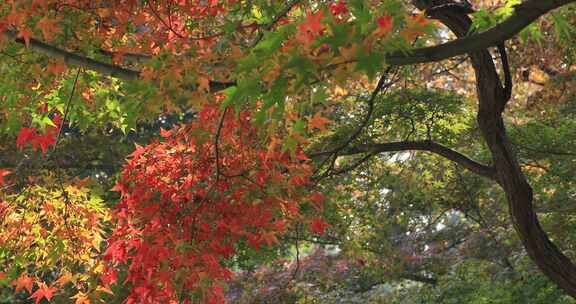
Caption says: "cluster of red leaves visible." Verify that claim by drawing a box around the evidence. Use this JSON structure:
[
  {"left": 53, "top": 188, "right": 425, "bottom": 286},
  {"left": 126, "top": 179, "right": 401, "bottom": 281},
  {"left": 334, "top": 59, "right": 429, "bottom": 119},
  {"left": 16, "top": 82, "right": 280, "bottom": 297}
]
[
  {"left": 103, "top": 104, "right": 321, "bottom": 303},
  {"left": 16, "top": 114, "right": 61, "bottom": 156}
]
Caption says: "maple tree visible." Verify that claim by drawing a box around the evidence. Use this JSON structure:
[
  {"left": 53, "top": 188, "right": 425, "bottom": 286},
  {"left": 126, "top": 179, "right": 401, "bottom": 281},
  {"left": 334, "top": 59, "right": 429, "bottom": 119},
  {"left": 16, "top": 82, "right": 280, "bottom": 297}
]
[{"left": 0, "top": 0, "right": 576, "bottom": 303}]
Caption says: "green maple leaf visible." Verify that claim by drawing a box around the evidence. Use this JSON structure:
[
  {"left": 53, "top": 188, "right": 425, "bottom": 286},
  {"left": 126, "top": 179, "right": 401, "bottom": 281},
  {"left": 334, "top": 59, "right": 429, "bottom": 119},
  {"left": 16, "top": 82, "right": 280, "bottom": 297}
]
[{"left": 356, "top": 49, "right": 384, "bottom": 79}]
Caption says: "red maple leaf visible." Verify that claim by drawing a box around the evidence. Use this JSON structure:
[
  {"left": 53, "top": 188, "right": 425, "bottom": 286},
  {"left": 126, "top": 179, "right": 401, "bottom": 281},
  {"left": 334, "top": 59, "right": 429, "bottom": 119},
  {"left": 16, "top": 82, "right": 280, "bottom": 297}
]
[
  {"left": 16, "top": 128, "right": 38, "bottom": 149},
  {"left": 309, "top": 192, "right": 325, "bottom": 211},
  {"left": 159, "top": 127, "right": 172, "bottom": 138},
  {"left": 32, "top": 133, "right": 56, "bottom": 155},
  {"left": 28, "top": 283, "right": 57, "bottom": 304},
  {"left": 329, "top": 1, "right": 348, "bottom": 16},
  {"left": 128, "top": 143, "right": 147, "bottom": 159},
  {"left": 309, "top": 217, "right": 330, "bottom": 236},
  {"left": 377, "top": 15, "right": 393, "bottom": 33},
  {"left": 297, "top": 10, "right": 326, "bottom": 44},
  {"left": 304, "top": 10, "right": 325, "bottom": 34}
]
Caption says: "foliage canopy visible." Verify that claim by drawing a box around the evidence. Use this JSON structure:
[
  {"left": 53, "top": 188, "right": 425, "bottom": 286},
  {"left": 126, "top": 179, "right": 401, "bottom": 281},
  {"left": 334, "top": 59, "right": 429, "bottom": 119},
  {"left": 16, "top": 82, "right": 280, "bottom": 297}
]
[{"left": 1, "top": 0, "right": 576, "bottom": 303}]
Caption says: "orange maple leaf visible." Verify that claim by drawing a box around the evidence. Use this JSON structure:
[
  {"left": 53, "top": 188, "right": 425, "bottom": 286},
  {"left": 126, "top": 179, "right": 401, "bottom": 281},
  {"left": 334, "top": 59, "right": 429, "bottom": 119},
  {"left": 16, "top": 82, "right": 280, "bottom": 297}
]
[
  {"left": 265, "top": 136, "right": 281, "bottom": 160},
  {"left": 71, "top": 291, "right": 91, "bottom": 304},
  {"left": 301, "top": 10, "right": 325, "bottom": 34},
  {"left": 401, "top": 14, "right": 430, "bottom": 41},
  {"left": 0, "top": 169, "right": 11, "bottom": 186},
  {"left": 29, "top": 283, "right": 57, "bottom": 304},
  {"left": 46, "top": 61, "right": 67, "bottom": 75},
  {"left": 260, "top": 231, "right": 279, "bottom": 246},
  {"left": 140, "top": 67, "right": 156, "bottom": 80},
  {"left": 307, "top": 112, "right": 331, "bottom": 132},
  {"left": 159, "top": 127, "right": 172, "bottom": 138},
  {"left": 18, "top": 27, "right": 32, "bottom": 48},
  {"left": 12, "top": 274, "right": 34, "bottom": 293},
  {"left": 197, "top": 75, "right": 211, "bottom": 93},
  {"left": 36, "top": 16, "right": 61, "bottom": 41}
]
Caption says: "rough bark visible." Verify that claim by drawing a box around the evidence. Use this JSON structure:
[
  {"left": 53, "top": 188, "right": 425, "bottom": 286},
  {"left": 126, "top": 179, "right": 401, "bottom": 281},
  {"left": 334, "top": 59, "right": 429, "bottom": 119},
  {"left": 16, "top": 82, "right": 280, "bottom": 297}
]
[{"left": 413, "top": 0, "right": 576, "bottom": 297}]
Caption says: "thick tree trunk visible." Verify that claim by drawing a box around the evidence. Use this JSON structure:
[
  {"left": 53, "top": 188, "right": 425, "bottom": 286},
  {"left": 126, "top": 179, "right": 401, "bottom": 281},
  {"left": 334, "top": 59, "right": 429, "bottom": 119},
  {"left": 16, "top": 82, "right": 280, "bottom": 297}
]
[
  {"left": 477, "top": 105, "right": 576, "bottom": 296},
  {"left": 412, "top": 0, "right": 576, "bottom": 297}
]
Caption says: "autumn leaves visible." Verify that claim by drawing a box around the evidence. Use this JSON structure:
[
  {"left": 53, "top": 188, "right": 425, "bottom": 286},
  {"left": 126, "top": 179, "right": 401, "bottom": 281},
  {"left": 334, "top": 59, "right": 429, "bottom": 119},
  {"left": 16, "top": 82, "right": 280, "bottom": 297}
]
[{"left": 102, "top": 104, "right": 327, "bottom": 303}]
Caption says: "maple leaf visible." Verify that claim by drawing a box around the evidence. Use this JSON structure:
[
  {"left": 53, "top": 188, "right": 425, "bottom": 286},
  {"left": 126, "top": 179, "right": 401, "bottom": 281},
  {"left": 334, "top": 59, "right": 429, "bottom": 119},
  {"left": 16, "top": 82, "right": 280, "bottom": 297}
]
[
  {"left": 247, "top": 233, "right": 261, "bottom": 251},
  {"left": 12, "top": 274, "right": 34, "bottom": 293},
  {"left": 32, "top": 133, "right": 57, "bottom": 155},
  {"left": 29, "top": 283, "right": 57, "bottom": 304},
  {"left": 0, "top": 169, "right": 11, "bottom": 186},
  {"left": 139, "top": 67, "right": 155, "bottom": 80},
  {"left": 309, "top": 217, "right": 330, "bottom": 236},
  {"left": 265, "top": 136, "right": 281, "bottom": 160},
  {"left": 197, "top": 75, "right": 211, "bottom": 93},
  {"left": 329, "top": 1, "right": 348, "bottom": 16},
  {"left": 309, "top": 192, "right": 325, "bottom": 211},
  {"left": 401, "top": 14, "right": 430, "bottom": 41},
  {"left": 46, "top": 61, "right": 67, "bottom": 75},
  {"left": 18, "top": 27, "right": 32, "bottom": 48},
  {"left": 128, "top": 143, "right": 147, "bottom": 159},
  {"left": 54, "top": 272, "right": 74, "bottom": 287},
  {"left": 95, "top": 285, "right": 114, "bottom": 295},
  {"left": 16, "top": 128, "right": 38, "bottom": 149},
  {"left": 260, "top": 231, "right": 279, "bottom": 246},
  {"left": 304, "top": 10, "right": 325, "bottom": 34},
  {"left": 375, "top": 15, "right": 394, "bottom": 37},
  {"left": 159, "top": 127, "right": 172, "bottom": 138},
  {"left": 296, "top": 10, "right": 325, "bottom": 45},
  {"left": 36, "top": 16, "right": 61, "bottom": 41},
  {"left": 411, "top": 13, "right": 430, "bottom": 26},
  {"left": 307, "top": 112, "right": 331, "bottom": 132},
  {"left": 71, "top": 292, "right": 91, "bottom": 304},
  {"left": 99, "top": 104, "right": 316, "bottom": 302},
  {"left": 337, "top": 44, "right": 358, "bottom": 62}
]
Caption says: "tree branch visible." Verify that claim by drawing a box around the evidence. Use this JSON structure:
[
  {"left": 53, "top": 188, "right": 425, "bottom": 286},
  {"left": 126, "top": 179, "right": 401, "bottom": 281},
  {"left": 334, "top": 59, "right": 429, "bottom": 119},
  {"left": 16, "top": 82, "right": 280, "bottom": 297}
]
[
  {"left": 3, "top": 30, "right": 236, "bottom": 91},
  {"left": 386, "top": 0, "right": 575, "bottom": 66},
  {"left": 340, "top": 140, "right": 496, "bottom": 180},
  {"left": 4, "top": 30, "right": 140, "bottom": 80},
  {"left": 4, "top": 0, "right": 571, "bottom": 90}
]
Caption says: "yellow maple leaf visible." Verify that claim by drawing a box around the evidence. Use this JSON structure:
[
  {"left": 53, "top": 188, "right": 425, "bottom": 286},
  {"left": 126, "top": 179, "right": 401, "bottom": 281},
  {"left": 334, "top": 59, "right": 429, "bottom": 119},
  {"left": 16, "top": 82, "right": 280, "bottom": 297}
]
[
  {"left": 54, "top": 272, "right": 74, "bottom": 287},
  {"left": 95, "top": 285, "right": 114, "bottom": 295}
]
